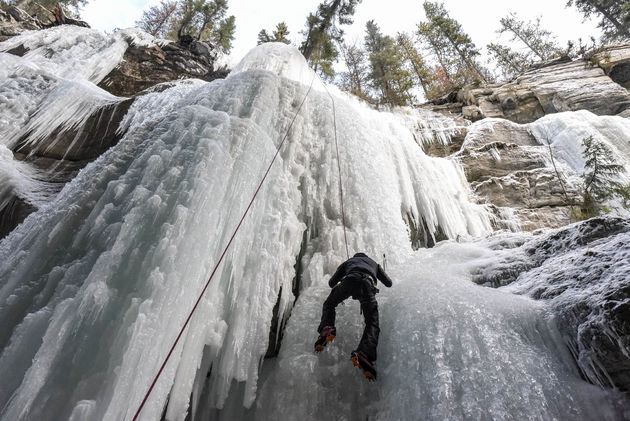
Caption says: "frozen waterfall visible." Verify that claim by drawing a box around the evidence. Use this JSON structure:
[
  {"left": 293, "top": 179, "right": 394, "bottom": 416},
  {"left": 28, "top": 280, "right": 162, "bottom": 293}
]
[{"left": 0, "top": 28, "right": 627, "bottom": 421}]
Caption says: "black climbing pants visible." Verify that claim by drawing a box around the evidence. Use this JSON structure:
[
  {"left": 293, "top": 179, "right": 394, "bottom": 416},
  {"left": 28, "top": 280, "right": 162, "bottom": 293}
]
[{"left": 318, "top": 273, "right": 380, "bottom": 361}]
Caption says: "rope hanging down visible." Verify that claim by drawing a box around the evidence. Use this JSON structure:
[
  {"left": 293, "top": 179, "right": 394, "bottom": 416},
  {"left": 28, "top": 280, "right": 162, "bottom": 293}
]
[
  {"left": 320, "top": 81, "right": 350, "bottom": 260},
  {"left": 132, "top": 73, "right": 316, "bottom": 421}
]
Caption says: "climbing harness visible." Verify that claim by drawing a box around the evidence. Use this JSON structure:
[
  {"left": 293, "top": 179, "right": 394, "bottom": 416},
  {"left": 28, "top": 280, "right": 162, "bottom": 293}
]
[{"left": 133, "top": 69, "right": 351, "bottom": 420}]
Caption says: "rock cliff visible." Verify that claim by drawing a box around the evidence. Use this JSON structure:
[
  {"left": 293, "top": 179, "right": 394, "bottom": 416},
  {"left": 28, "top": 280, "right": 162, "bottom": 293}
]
[{"left": 418, "top": 45, "right": 630, "bottom": 232}]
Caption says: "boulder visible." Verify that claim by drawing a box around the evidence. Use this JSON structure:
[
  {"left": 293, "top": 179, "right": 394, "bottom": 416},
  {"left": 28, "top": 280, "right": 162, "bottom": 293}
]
[{"left": 462, "top": 105, "right": 483, "bottom": 121}]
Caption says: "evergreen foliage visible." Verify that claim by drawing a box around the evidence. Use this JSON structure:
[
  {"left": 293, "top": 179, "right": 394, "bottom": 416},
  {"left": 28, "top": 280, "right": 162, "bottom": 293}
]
[
  {"left": 299, "top": 0, "right": 361, "bottom": 78},
  {"left": 338, "top": 41, "right": 370, "bottom": 100},
  {"left": 136, "top": 0, "right": 235, "bottom": 53},
  {"left": 416, "top": 1, "right": 487, "bottom": 97},
  {"left": 567, "top": 0, "right": 630, "bottom": 41},
  {"left": 135, "top": 0, "right": 178, "bottom": 38},
  {"left": 396, "top": 32, "right": 433, "bottom": 97},
  {"left": 486, "top": 43, "right": 530, "bottom": 80},
  {"left": 257, "top": 22, "right": 291, "bottom": 45},
  {"left": 364, "top": 20, "right": 413, "bottom": 106},
  {"left": 577, "top": 136, "right": 630, "bottom": 218},
  {"left": 497, "top": 13, "right": 561, "bottom": 61}
]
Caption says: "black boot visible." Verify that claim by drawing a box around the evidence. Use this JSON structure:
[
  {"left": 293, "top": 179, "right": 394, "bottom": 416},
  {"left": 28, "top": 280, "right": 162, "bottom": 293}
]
[
  {"left": 314, "top": 326, "right": 336, "bottom": 352},
  {"left": 350, "top": 350, "right": 377, "bottom": 381}
]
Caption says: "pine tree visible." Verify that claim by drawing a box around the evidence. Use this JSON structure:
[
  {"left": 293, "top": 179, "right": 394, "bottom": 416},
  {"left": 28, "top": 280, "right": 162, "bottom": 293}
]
[
  {"left": 498, "top": 13, "right": 561, "bottom": 61},
  {"left": 579, "top": 135, "right": 629, "bottom": 218},
  {"left": 135, "top": 0, "right": 178, "bottom": 38},
  {"left": 338, "top": 41, "right": 370, "bottom": 100},
  {"left": 257, "top": 22, "right": 291, "bottom": 45},
  {"left": 417, "top": 17, "right": 454, "bottom": 84},
  {"left": 487, "top": 43, "right": 530, "bottom": 80},
  {"left": 174, "top": 0, "right": 198, "bottom": 40},
  {"left": 396, "top": 32, "right": 433, "bottom": 98},
  {"left": 212, "top": 15, "right": 235, "bottom": 53},
  {"left": 299, "top": 0, "right": 361, "bottom": 77},
  {"left": 136, "top": 0, "right": 235, "bottom": 53},
  {"left": 567, "top": 0, "right": 630, "bottom": 41},
  {"left": 365, "top": 20, "right": 413, "bottom": 106},
  {"left": 417, "top": 2, "right": 486, "bottom": 86}
]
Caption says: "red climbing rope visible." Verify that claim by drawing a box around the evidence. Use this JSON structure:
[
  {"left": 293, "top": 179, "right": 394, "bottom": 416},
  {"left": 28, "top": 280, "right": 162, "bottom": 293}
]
[
  {"left": 132, "top": 73, "right": 316, "bottom": 421},
  {"left": 321, "top": 82, "right": 350, "bottom": 260}
]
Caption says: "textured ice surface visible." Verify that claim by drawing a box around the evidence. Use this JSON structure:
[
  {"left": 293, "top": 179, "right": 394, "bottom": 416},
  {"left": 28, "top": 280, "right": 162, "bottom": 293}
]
[
  {"left": 0, "top": 27, "right": 135, "bottom": 216},
  {"left": 529, "top": 110, "right": 630, "bottom": 179},
  {"left": 0, "top": 26, "right": 159, "bottom": 83},
  {"left": 471, "top": 217, "right": 630, "bottom": 395},
  {"left": 396, "top": 106, "right": 463, "bottom": 147},
  {"left": 0, "top": 26, "right": 134, "bottom": 150},
  {"left": 246, "top": 241, "right": 627, "bottom": 421},
  {"left": 0, "top": 145, "right": 58, "bottom": 212},
  {"left": 0, "top": 42, "right": 492, "bottom": 421}
]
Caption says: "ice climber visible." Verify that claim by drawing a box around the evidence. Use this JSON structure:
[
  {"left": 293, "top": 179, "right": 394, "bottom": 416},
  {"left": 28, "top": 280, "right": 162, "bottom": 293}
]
[{"left": 314, "top": 252, "right": 393, "bottom": 380}]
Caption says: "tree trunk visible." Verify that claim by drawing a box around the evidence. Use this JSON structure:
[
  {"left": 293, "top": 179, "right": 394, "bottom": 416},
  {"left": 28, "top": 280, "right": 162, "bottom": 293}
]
[
  {"left": 426, "top": 36, "right": 452, "bottom": 82},
  {"left": 399, "top": 41, "right": 429, "bottom": 96},
  {"left": 444, "top": 33, "right": 487, "bottom": 83},
  {"left": 505, "top": 22, "right": 546, "bottom": 61},
  {"left": 593, "top": 2, "right": 630, "bottom": 38}
]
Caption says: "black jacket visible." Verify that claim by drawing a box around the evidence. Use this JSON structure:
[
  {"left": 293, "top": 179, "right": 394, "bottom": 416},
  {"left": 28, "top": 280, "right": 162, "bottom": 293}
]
[{"left": 328, "top": 253, "right": 393, "bottom": 288}]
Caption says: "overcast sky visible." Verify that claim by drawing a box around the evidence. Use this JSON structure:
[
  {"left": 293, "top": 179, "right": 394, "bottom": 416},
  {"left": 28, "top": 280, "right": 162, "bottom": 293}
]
[{"left": 82, "top": 0, "right": 600, "bottom": 66}]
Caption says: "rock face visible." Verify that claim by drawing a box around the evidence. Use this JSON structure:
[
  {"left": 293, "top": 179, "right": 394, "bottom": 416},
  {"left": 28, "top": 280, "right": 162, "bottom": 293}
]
[
  {"left": 415, "top": 48, "right": 630, "bottom": 232},
  {"left": 98, "top": 39, "right": 228, "bottom": 98},
  {"left": 593, "top": 43, "right": 630, "bottom": 89},
  {"left": 471, "top": 217, "right": 630, "bottom": 393},
  {"left": 453, "top": 119, "right": 582, "bottom": 231},
  {"left": 0, "top": 6, "right": 43, "bottom": 41},
  {"left": 14, "top": 99, "right": 133, "bottom": 161},
  {"left": 458, "top": 57, "right": 630, "bottom": 123}
]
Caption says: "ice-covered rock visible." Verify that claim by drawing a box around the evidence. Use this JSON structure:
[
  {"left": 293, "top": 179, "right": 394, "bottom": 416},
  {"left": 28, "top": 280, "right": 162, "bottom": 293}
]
[
  {"left": 0, "top": 41, "right": 492, "bottom": 420},
  {"left": 472, "top": 217, "right": 630, "bottom": 393},
  {"left": 0, "top": 25, "right": 229, "bottom": 237},
  {"left": 2, "top": 24, "right": 630, "bottom": 421},
  {"left": 455, "top": 111, "right": 630, "bottom": 231}
]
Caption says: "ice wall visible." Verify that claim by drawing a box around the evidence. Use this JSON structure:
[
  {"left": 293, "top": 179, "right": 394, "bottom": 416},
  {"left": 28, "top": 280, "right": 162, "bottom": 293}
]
[
  {"left": 0, "top": 41, "right": 491, "bottom": 421},
  {"left": 530, "top": 110, "right": 630, "bottom": 180},
  {"left": 0, "top": 145, "right": 58, "bottom": 211},
  {"left": 243, "top": 241, "right": 625, "bottom": 421}
]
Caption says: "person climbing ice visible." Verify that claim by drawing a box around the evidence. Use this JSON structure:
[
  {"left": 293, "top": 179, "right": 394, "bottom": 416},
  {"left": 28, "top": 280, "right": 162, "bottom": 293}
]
[{"left": 314, "top": 252, "right": 393, "bottom": 380}]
